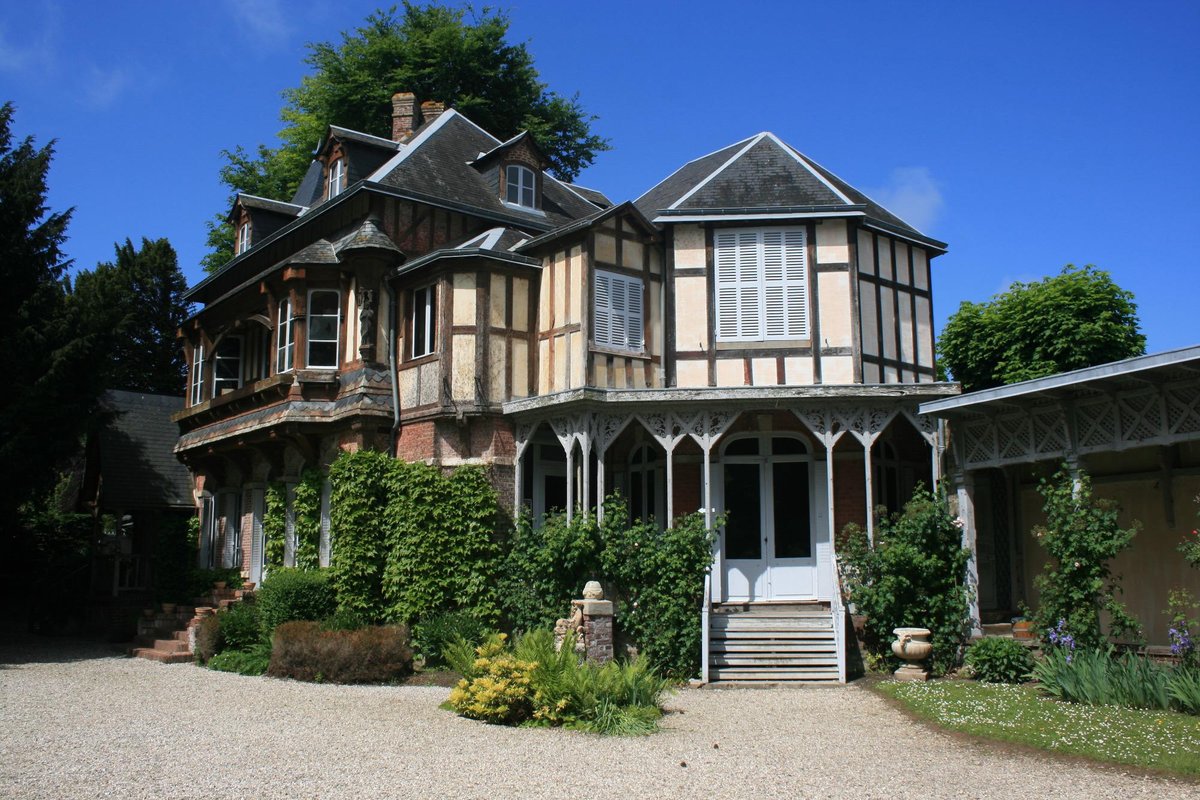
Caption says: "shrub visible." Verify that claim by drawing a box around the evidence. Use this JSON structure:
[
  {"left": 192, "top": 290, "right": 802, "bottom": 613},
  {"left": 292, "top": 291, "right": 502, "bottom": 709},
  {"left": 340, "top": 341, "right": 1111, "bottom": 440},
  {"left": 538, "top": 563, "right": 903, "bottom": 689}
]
[
  {"left": 1031, "top": 468, "right": 1140, "bottom": 648},
  {"left": 501, "top": 496, "right": 717, "bottom": 679},
  {"left": 321, "top": 607, "right": 369, "bottom": 631},
  {"left": 839, "top": 486, "right": 973, "bottom": 675},
  {"left": 268, "top": 620, "right": 413, "bottom": 683},
  {"left": 500, "top": 507, "right": 604, "bottom": 633},
  {"left": 448, "top": 634, "right": 535, "bottom": 724},
  {"left": 413, "top": 610, "right": 491, "bottom": 667},
  {"left": 964, "top": 637, "right": 1033, "bottom": 683},
  {"left": 600, "top": 502, "right": 717, "bottom": 679},
  {"left": 207, "top": 644, "right": 271, "bottom": 676},
  {"left": 257, "top": 568, "right": 337, "bottom": 633},
  {"left": 194, "top": 613, "right": 222, "bottom": 663},
  {"left": 449, "top": 630, "right": 669, "bottom": 734},
  {"left": 219, "top": 602, "right": 264, "bottom": 651}
]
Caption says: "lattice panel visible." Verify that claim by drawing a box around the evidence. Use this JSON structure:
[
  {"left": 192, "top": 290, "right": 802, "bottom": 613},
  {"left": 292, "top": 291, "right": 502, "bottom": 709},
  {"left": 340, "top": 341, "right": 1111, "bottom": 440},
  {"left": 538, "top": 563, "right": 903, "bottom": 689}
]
[
  {"left": 1075, "top": 397, "right": 1116, "bottom": 450},
  {"left": 1118, "top": 390, "right": 1163, "bottom": 443},
  {"left": 1166, "top": 383, "right": 1200, "bottom": 436},
  {"left": 591, "top": 413, "right": 633, "bottom": 453},
  {"left": 996, "top": 413, "right": 1032, "bottom": 460},
  {"left": 961, "top": 418, "right": 996, "bottom": 466},
  {"left": 1030, "top": 405, "right": 1069, "bottom": 456}
]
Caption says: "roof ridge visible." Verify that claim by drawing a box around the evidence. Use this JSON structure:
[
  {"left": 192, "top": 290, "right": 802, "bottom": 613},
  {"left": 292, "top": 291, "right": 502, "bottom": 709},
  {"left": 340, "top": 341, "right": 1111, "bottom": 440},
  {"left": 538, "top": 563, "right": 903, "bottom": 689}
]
[
  {"left": 666, "top": 133, "right": 767, "bottom": 210},
  {"left": 762, "top": 133, "right": 853, "bottom": 205},
  {"left": 632, "top": 134, "right": 758, "bottom": 206}
]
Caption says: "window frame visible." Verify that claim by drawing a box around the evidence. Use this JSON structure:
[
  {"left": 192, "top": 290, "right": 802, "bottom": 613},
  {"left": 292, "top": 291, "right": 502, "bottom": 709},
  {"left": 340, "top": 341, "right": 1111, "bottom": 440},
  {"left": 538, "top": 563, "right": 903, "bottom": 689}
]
[
  {"left": 188, "top": 343, "right": 205, "bottom": 406},
  {"left": 276, "top": 298, "right": 295, "bottom": 373},
  {"left": 504, "top": 164, "right": 537, "bottom": 208},
  {"left": 713, "top": 226, "right": 810, "bottom": 343},
  {"left": 411, "top": 284, "right": 437, "bottom": 359},
  {"left": 327, "top": 158, "right": 345, "bottom": 199},
  {"left": 211, "top": 335, "right": 244, "bottom": 397},
  {"left": 236, "top": 220, "right": 251, "bottom": 255},
  {"left": 593, "top": 269, "right": 644, "bottom": 353},
  {"left": 305, "top": 289, "right": 341, "bottom": 370}
]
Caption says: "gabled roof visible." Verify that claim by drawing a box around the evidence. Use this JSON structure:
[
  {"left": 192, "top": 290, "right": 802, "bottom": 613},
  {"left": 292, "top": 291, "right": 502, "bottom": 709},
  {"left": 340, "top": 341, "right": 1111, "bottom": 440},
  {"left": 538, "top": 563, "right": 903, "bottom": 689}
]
[
  {"left": 517, "top": 201, "right": 658, "bottom": 254},
  {"left": 563, "top": 182, "right": 612, "bottom": 209},
  {"left": 469, "top": 130, "right": 548, "bottom": 169},
  {"left": 635, "top": 132, "right": 946, "bottom": 250}
]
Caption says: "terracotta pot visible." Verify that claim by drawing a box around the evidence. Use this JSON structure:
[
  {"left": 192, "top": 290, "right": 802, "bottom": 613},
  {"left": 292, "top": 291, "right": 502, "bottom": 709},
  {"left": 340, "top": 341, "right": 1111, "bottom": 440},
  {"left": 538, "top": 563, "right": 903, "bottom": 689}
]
[{"left": 1012, "top": 620, "right": 1035, "bottom": 641}]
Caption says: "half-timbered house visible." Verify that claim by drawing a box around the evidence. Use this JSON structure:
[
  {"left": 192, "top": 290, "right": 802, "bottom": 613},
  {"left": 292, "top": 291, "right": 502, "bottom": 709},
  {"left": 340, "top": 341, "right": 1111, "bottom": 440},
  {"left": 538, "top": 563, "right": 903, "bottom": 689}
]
[{"left": 176, "top": 94, "right": 959, "bottom": 681}]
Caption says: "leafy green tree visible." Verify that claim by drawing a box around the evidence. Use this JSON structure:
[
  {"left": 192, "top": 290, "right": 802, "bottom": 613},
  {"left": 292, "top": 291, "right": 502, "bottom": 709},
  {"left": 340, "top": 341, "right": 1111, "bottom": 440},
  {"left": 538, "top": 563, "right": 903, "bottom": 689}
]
[
  {"left": 203, "top": 3, "right": 610, "bottom": 274},
  {"left": 72, "top": 237, "right": 191, "bottom": 394},
  {"left": 937, "top": 265, "right": 1145, "bottom": 392},
  {"left": 0, "top": 102, "right": 103, "bottom": 535}
]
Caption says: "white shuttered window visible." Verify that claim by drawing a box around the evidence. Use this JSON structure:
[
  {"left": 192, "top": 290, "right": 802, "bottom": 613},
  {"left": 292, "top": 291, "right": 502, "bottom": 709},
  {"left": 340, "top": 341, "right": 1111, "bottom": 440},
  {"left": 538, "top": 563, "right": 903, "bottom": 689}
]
[
  {"left": 593, "top": 270, "right": 644, "bottom": 352},
  {"left": 714, "top": 227, "right": 808, "bottom": 341}
]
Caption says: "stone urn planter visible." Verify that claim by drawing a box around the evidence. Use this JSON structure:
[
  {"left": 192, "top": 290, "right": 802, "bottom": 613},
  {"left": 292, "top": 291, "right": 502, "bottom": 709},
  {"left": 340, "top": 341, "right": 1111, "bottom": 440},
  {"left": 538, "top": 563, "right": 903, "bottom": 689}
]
[{"left": 891, "top": 627, "right": 933, "bottom": 681}]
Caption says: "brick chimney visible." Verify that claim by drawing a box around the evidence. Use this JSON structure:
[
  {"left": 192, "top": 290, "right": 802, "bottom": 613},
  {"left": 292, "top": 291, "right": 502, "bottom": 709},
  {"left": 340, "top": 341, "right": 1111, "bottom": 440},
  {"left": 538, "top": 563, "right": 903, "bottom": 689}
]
[
  {"left": 420, "top": 100, "right": 445, "bottom": 126},
  {"left": 391, "top": 92, "right": 417, "bottom": 142}
]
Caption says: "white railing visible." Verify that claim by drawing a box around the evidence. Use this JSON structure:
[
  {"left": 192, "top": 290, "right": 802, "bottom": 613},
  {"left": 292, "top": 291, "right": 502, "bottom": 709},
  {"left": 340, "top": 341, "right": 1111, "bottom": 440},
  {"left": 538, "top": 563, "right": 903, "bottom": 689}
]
[
  {"left": 700, "top": 572, "right": 711, "bottom": 684},
  {"left": 832, "top": 559, "right": 847, "bottom": 683}
]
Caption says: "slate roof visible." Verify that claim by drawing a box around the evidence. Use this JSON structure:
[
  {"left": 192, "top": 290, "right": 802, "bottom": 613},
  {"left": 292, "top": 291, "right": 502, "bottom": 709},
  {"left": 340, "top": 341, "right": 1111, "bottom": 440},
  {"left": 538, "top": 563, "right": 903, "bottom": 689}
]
[
  {"left": 235, "top": 194, "right": 306, "bottom": 217},
  {"left": 334, "top": 217, "right": 404, "bottom": 259},
  {"left": 635, "top": 132, "right": 943, "bottom": 248},
  {"left": 97, "top": 391, "right": 193, "bottom": 509},
  {"left": 370, "top": 111, "right": 599, "bottom": 229},
  {"left": 394, "top": 226, "right": 539, "bottom": 278},
  {"left": 564, "top": 182, "right": 612, "bottom": 209}
]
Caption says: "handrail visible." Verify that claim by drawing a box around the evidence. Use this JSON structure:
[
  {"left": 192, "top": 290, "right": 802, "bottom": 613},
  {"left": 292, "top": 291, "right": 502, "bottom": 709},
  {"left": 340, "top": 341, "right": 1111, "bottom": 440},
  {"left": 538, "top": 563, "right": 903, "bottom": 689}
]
[
  {"left": 831, "top": 557, "right": 847, "bottom": 682},
  {"left": 701, "top": 572, "right": 711, "bottom": 684}
]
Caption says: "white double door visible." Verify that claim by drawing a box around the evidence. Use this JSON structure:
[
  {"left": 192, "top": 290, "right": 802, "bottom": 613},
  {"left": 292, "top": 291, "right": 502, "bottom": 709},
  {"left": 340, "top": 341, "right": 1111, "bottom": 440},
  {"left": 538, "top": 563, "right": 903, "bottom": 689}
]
[{"left": 718, "top": 434, "right": 828, "bottom": 602}]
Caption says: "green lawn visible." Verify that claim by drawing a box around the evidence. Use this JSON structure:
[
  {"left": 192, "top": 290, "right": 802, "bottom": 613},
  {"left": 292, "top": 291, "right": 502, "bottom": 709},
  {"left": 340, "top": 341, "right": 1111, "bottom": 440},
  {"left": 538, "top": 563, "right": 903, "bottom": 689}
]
[{"left": 875, "top": 680, "right": 1200, "bottom": 776}]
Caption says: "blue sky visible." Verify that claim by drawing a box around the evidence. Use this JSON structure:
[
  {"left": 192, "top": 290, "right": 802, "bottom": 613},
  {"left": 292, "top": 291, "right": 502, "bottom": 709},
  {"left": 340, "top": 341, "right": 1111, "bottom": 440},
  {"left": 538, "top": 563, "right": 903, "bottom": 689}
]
[{"left": 2, "top": 1, "right": 1197, "bottom": 352}]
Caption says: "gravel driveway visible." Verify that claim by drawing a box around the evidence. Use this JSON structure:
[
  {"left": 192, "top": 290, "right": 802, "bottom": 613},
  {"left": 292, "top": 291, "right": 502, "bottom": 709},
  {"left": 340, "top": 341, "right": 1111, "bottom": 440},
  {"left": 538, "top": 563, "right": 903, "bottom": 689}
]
[{"left": 1, "top": 633, "right": 1196, "bottom": 799}]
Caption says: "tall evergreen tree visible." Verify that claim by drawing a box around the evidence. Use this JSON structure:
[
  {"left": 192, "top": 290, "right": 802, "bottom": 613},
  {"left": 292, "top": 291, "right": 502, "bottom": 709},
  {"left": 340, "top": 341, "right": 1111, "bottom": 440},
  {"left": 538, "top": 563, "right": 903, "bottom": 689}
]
[
  {"left": 202, "top": 2, "right": 609, "bottom": 274},
  {"left": 73, "top": 238, "right": 190, "bottom": 394},
  {"left": 0, "top": 102, "right": 99, "bottom": 533}
]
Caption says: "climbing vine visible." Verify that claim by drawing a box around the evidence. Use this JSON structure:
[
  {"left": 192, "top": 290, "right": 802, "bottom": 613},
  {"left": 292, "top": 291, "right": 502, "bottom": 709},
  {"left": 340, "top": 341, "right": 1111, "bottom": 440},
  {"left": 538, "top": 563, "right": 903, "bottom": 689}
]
[
  {"left": 263, "top": 482, "right": 287, "bottom": 569},
  {"left": 293, "top": 468, "right": 324, "bottom": 570}
]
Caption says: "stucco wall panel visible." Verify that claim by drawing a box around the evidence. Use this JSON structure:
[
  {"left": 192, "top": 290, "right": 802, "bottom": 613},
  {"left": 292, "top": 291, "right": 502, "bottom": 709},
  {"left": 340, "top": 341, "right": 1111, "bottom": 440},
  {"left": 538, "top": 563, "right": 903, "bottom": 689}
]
[
  {"left": 452, "top": 273, "right": 476, "bottom": 326},
  {"left": 675, "top": 276, "right": 709, "bottom": 351},
  {"left": 816, "top": 219, "right": 849, "bottom": 263},
  {"left": 676, "top": 359, "right": 708, "bottom": 387},
  {"left": 674, "top": 225, "right": 706, "bottom": 270},
  {"left": 817, "top": 272, "right": 852, "bottom": 348},
  {"left": 715, "top": 358, "right": 744, "bottom": 387}
]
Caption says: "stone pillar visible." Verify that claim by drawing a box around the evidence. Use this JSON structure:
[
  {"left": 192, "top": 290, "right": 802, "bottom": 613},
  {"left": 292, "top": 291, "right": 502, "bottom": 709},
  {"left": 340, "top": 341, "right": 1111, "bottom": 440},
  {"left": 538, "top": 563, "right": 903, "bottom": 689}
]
[{"left": 554, "top": 581, "right": 614, "bottom": 664}]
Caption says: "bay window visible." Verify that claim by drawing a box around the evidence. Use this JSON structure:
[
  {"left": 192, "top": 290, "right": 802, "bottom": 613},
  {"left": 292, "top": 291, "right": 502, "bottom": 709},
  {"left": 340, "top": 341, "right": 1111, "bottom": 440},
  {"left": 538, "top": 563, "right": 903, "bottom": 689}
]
[
  {"left": 277, "top": 298, "right": 295, "bottom": 373},
  {"left": 412, "top": 285, "right": 436, "bottom": 358},
  {"left": 188, "top": 344, "right": 205, "bottom": 406},
  {"left": 212, "top": 336, "right": 243, "bottom": 396}
]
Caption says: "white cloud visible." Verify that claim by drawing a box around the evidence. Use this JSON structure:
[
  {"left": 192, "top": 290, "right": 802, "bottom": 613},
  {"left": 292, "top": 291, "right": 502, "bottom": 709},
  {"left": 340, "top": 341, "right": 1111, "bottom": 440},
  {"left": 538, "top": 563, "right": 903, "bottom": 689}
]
[
  {"left": 83, "top": 65, "right": 131, "bottom": 109},
  {"left": 226, "top": 0, "right": 293, "bottom": 45},
  {"left": 0, "top": 5, "right": 60, "bottom": 75},
  {"left": 864, "top": 166, "right": 944, "bottom": 234}
]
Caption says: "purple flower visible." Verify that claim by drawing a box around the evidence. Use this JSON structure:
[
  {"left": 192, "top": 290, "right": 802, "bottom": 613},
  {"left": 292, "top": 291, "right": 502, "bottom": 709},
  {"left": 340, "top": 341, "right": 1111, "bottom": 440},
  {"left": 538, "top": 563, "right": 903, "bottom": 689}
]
[{"left": 1169, "top": 626, "right": 1194, "bottom": 658}]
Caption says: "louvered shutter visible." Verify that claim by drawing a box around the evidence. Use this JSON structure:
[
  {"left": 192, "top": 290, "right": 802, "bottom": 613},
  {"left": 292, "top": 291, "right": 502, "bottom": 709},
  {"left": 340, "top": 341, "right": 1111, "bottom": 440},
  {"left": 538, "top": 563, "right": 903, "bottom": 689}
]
[
  {"left": 594, "top": 271, "right": 613, "bottom": 347},
  {"left": 625, "top": 277, "right": 644, "bottom": 351},
  {"left": 715, "top": 227, "right": 808, "bottom": 341},
  {"left": 594, "top": 270, "right": 644, "bottom": 352}
]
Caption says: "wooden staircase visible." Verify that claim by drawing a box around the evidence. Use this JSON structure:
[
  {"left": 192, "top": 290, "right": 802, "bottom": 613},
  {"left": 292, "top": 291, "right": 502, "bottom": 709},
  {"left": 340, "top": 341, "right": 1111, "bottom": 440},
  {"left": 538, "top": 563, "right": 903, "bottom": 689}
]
[{"left": 708, "top": 602, "right": 840, "bottom": 682}]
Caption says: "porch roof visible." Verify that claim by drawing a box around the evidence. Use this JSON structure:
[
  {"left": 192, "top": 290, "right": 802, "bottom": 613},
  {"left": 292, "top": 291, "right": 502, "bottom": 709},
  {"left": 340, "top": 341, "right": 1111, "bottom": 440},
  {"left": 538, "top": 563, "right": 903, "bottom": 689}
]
[{"left": 503, "top": 383, "right": 959, "bottom": 417}]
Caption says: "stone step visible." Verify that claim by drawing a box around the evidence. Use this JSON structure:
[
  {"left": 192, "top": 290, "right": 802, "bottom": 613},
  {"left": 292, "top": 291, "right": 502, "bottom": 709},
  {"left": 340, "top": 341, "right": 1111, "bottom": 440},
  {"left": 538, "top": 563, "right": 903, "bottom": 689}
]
[
  {"left": 130, "top": 647, "right": 193, "bottom": 664},
  {"left": 712, "top": 653, "right": 837, "bottom": 667},
  {"left": 981, "top": 623, "right": 1014, "bottom": 637},
  {"left": 152, "top": 638, "right": 189, "bottom": 654},
  {"left": 711, "top": 618, "right": 833, "bottom": 631},
  {"left": 709, "top": 667, "right": 840, "bottom": 682}
]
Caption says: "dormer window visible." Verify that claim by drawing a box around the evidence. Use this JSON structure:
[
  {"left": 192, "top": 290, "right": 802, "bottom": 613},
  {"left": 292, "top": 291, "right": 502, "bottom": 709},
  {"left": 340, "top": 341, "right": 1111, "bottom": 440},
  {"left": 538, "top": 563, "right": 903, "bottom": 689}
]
[
  {"left": 505, "top": 164, "right": 536, "bottom": 208},
  {"left": 327, "top": 158, "right": 345, "bottom": 199},
  {"left": 236, "top": 221, "right": 251, "bottom": 255}
]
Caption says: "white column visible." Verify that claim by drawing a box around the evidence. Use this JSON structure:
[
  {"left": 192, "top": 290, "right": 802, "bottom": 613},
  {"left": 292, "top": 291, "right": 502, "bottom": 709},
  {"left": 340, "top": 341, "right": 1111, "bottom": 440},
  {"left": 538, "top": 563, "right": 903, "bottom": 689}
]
[
  {"left": 863, "top": 441, "right": 875, "bottom": 545},
  {"left": 953, "top": 467, "right": 982, "bottom": 637},
  {"left": 565, "top": 440, "right": 576, "bottom": 523},
  {"left": 580, "top": 435, "right": 592, "bottom": 514},
  {"left": 596, "top": 446, "right": 606, "bottom": 524}
]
